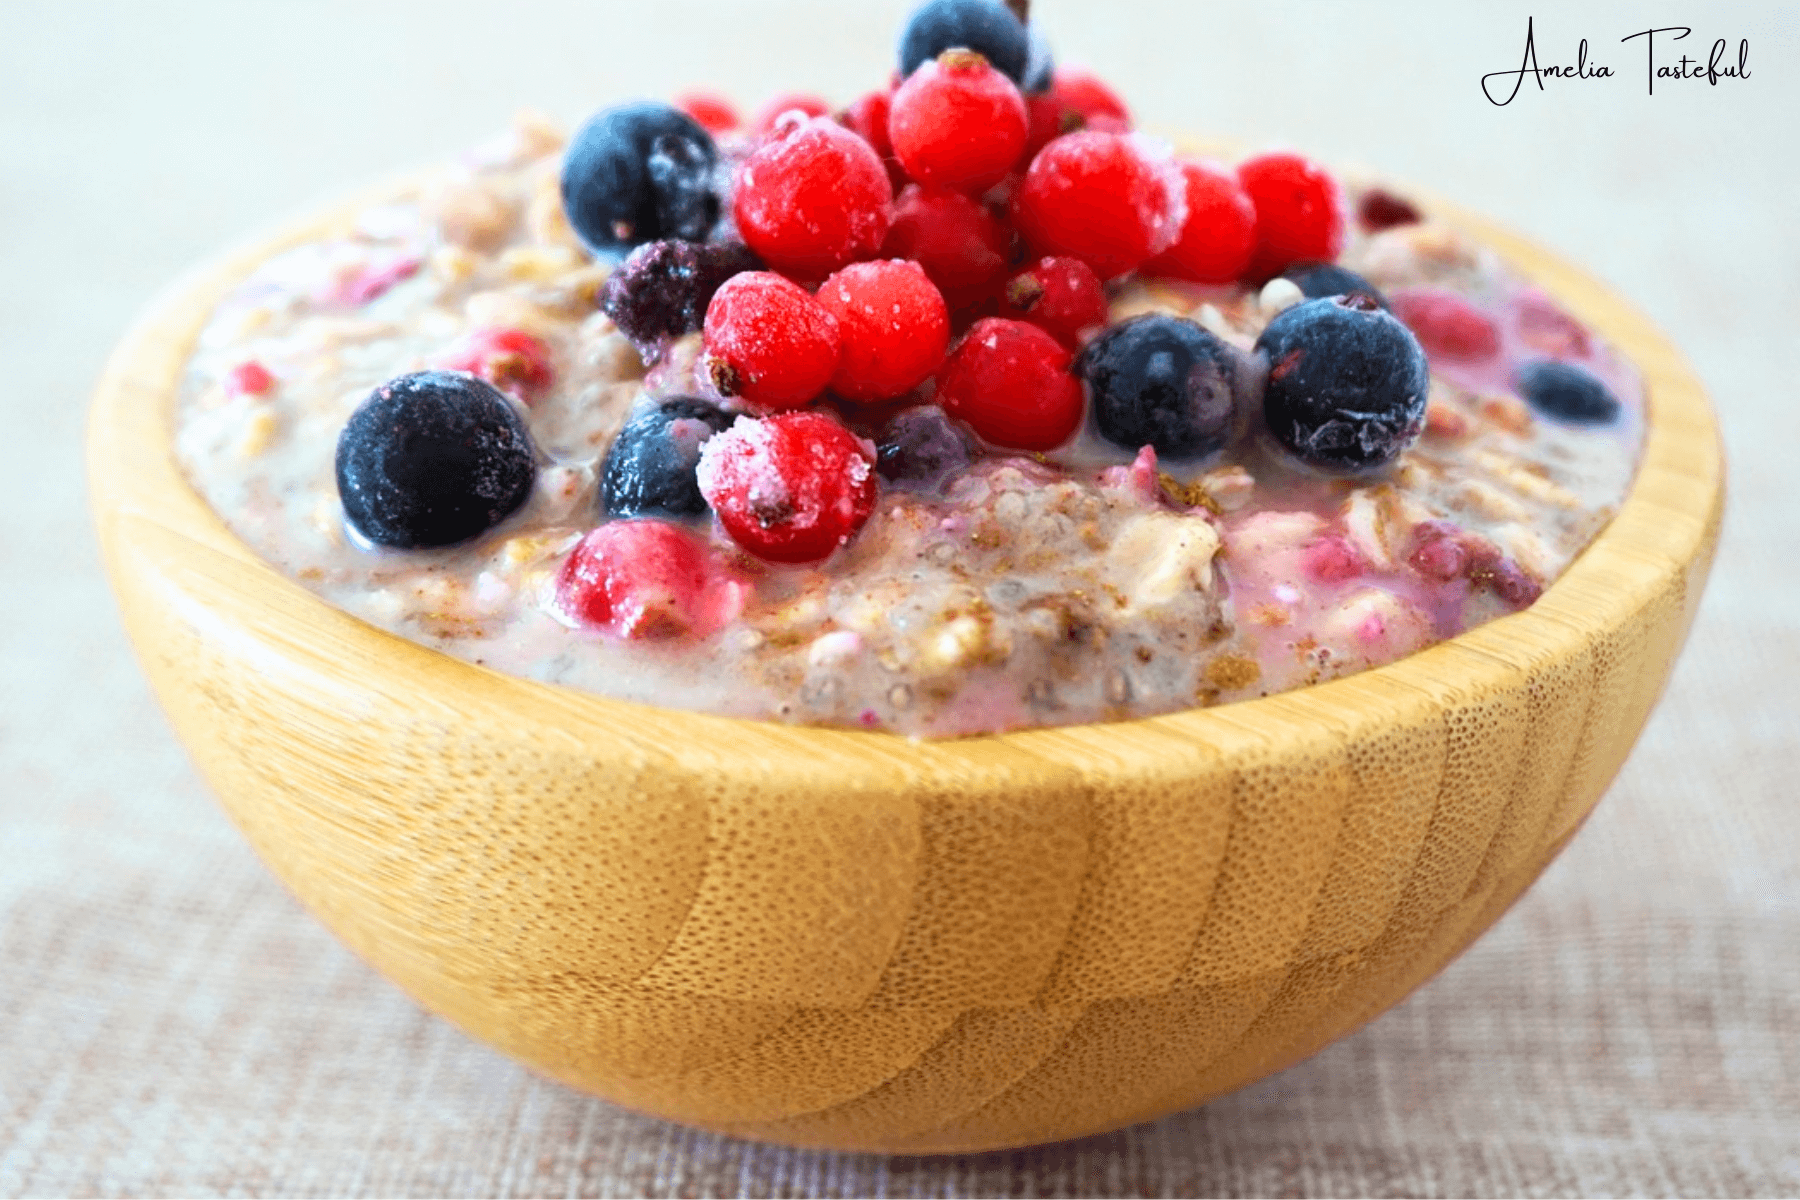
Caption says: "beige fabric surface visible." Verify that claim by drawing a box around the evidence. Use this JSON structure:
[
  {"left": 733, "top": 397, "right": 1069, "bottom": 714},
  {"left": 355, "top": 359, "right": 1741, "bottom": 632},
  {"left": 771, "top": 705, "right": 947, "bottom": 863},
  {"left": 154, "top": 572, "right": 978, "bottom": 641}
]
[{"left": 4, "top": 1, "right": 1796, "bottom": 1195}]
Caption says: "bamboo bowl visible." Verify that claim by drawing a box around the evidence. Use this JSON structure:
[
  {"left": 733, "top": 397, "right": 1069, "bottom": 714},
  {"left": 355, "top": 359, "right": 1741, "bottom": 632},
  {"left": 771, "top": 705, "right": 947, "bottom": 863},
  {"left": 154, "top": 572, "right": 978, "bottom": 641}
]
[{"left": 89, "top": 186, "right": 1723, "bottom": 1153}]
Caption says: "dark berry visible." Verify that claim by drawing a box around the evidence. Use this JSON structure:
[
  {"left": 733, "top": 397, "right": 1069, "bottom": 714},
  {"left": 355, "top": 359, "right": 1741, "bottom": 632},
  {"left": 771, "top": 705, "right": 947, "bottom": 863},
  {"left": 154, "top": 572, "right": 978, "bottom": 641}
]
[
  {"left": 600, "top": 238, "right": 761, "bottom": 358},
  {"left": 1515, "top": 360, "right": 1622, "bottom": 424},
  {"left": 1022, "top": 24, "right": 1054, "bottom": 93},
  {"left": 599, "top": 397, "right": 734, "bottom": 519},
  {"left": 561, "top": 102, "right": 720, "bottom": 259},
  {"left": 553, "top": 519, "right": 748, "bottom": 639},
  {"left": 898, "top": 0, "right": 1030, "bottom": 87},
  {"left": 999, "top": 256, "right": 1107, "bottom": 348},
  {"left": 1256, "top": 295, "right": 1429, "bottom": 473},
  {"left": 818, "top": 259, "right": 950, "bottom": 403},
  {"left": 875, "top": 405, "right": 975, "bottom": 490},
  {"left": 702, "top": 271, "right": 841, "bottom": 411},
  {"left": 1283, "top": 261, "right": 1387, "bottom": 308},
  {"left": 1237, "top": 151, "right": 1347, "bottom": 281},
  {"left": 1142, "top": 158, "right": 1257, "bottom": 284},
  {"left": 732, "top": 115, "right": 893, "bottom": 279},
  {"left": 1358, "top": 187, "right": 1422, "bottom": 232},
  {"left": 1076, "top": 314, "right": 1242, "bottom": 461},
  {"left": 938, "top": 317, "right": 1084, "bottom": 451},
  {"left": 335, "top": 370, "right": 536, "bottom": 549},
  {"left": 696, "top": 411, "right": 879, "bottom": 563},
  {"left": 888, "top": 49, "right": 1028, "bottom": 194},
  {"left": 881, "top": 184, "right": 1011, "bottom": 310},
  {"left": 1015, "top": 131, "right": 1182, "bottom": 279}
]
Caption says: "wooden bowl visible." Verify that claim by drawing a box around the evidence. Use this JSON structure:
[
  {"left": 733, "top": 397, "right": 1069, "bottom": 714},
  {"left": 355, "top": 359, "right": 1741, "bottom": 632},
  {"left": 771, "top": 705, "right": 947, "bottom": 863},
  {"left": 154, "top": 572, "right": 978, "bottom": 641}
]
[{"left": 88, "top": 185, "right": 1723, "bottom": 1154}]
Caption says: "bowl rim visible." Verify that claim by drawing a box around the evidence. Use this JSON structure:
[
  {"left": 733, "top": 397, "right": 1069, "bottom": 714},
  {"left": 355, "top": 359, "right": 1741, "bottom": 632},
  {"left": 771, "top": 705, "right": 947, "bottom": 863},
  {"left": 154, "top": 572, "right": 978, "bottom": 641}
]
[{"left": 87, "top": 171, "right": 1725, "bottom": 772}]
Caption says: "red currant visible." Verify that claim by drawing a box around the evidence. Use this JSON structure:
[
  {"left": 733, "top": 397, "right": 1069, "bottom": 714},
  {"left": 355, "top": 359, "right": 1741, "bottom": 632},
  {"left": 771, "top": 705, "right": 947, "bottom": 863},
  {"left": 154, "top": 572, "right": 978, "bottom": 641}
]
[
  {"left": 880, "top": 184, "right": 1011, "bottom": 311},
  {"left": 675, "top": 91, "right": 740, "bottom": 135},
  {"left": 888, "top": 50, "right": 1028, "bottom": 194},
  {"left": 223, "top": 360, "right": 274, "bottom": 399},
  {"left": 817, "top": 259, "right": 951, "bottom": 403},
  {"left": 437, "top": 327, "right": 554, "bottom": 402},
  {"left": 1142, "top": 158, "right": 1258, "bottom": 284},
  {"left": 998, "top": 255, "right": 1107, "bottom": 348},
  {"left": 1236, "top": 151, "right": 1347, "bottom": 280},
  {"left": 553, "top": 519, "right": 748, "bottom": 640},
  {"left": 839, "top": 88, "right": 908, "bottom": 190},
  {"left": 751, "top": 92, "right": 831, "bottom": 136},
  {"left": 936, "top": 317, "right": 1083, "bottom": 450},
  {"left": 1389, "top": 287, "right": 1502, "bottom": 362},
  {"left": 702, "top": 271, "right": 841, "bottom": 411},
  {"left": 1014, "top": 131, "right": 1183, "bottom": 279},
  {"left": 696, "top": 411, "right": 879, "bottom": 563},
  {"left": 1050, "top": 68, "right": 1131, "bottom": 130},
  {"left": 733, "top": 115, "right": 893, "bottom": 280}
]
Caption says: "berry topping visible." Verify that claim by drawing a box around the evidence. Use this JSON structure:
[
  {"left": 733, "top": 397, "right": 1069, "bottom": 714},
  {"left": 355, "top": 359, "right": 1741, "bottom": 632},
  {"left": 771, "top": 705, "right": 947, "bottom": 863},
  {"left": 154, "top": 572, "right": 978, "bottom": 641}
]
[
  {"left": 998, "top": 255, "right": 1107, "bottom": 348},
  {"left": 817, "top": 259, "right": 950, "bottom": 402},
  {"left": 839, "top": 89, "right": 908, "bottom": 190},
  {"left": 1515, "top": 291, "right": 1592, "bottom": 358},
  {"left": 223, "top": 360, "right": 274, "bottom": 399},
  {"left": 702, "top": 271, "right": 842, "bottom": 411},
  {"left": 1015, "top": 131, "right": 1184, "bottom": 279},
  {"left": 1409, "top": 522, "right": 1541, "bottom": 607},
  {"left": 1142, "top": 158, "right": 1258, "bottom": 284},
  {"left": 732, "top": 114, "right": 894, "bottom": 280},
  {"left": 675, "top": 91, "right": 740, "bottom": 135},
  {"left": 553, "top": 519, "right": 748, "bottom": 640},
  {"left": 1022, "top": 23, "right": 1055, "bottom": 93},
  {"left": 1048, "top": 68, "right": 1131, "bottom": 130},
  {"left": 881, "top": 184, "right": 1011, "bottom": 310},
  {"left": 1256, "top": 295, "right": 1430, "bottom": 474},
  {"left": 1283, "top": 262, "right": 1387, "bottom": 308},
  {"left": 898, "top": 0, "right": 1031, "bottom": 88},
  {"left": 1076, "top": 314, "right": 1242, "bottom": 460},
  {"left": 875, "top": 405, "right": 975, "bottom": 490},
  {"left": 1514, "top": 360, "right": 1622, "bottom": 425},
  {"left": 1388, "top": 287, "right": 1502, "bottom": 362},
  {"left": 937, "top": 317, "right": 1084, "bottom": 451},
  {"left": 600, "top": 396, "right": 735, "bottom": 519},
  {"left": 697, "top": 411, "right": 879, "bottom": 563},
  {"left": 437, "top": 327, "right": 555, "bottom": 401},
  {"left": 888, "top": 50, "right": 1029, "bottom": 194},
  {"left": 1357, "top": 187, "right": 1423, "bottom": 233},
  {"left": 1236, "top": 151, "right": 1347, "bottom": 281},
  {"left": 599, "top": 238, "right": 762, "bottom": 359},
  {"left": 335, "top": 370, "right": 536, "bottom": 549},
  {"left": 752, "top": 92, "right": 832, "bottom": 136},
  {"left": 561, "top": 102, "right": 720, "bottom": 259}
]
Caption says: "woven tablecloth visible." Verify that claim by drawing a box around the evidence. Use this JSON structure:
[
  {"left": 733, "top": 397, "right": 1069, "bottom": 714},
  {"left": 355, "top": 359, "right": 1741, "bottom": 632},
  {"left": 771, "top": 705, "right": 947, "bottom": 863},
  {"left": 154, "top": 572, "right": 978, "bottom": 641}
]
[{"left": 4, "top": 2, "right": 1796, "bottom": 1195}]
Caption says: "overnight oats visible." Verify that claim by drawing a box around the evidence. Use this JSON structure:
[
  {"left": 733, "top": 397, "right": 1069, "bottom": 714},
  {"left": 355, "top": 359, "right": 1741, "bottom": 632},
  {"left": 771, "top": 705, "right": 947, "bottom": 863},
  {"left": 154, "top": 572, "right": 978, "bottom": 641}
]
[{"left": 172, "top": 1, "right": 1643, "bottom": 738}]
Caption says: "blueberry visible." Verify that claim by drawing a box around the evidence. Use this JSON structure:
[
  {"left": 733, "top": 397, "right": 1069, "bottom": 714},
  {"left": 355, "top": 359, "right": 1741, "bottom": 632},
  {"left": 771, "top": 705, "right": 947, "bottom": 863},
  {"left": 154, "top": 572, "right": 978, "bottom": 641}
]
[
  {"left": 1282, "top": 261, "right": 1388, "bottom": 309},
  {"left": 600, "top": 397, "right": 734, "bottom": 519},
  {"left": 1256, "top": 295, "right": 1430, "bottom": 473},
  {"left": 336, "top": 371, "right": 536, "bottom": 549},
  {"left": 561, "top": 102, "right": 720, "bottom": 260},
  {"left": 899, "top": 0, "right": 1030, "bottom": 87},
  {"left": 600, "top": 239, "right": 761, "bottom": 359},
  {"left": 1515, "top": 359, "right": 1621, "bottom": 424},
  {"left": 876, "top": 405, "right": 975, "bottom": 491},
  {"left": 1076, "top": 314, "right": 1243, "bottom": 460}
]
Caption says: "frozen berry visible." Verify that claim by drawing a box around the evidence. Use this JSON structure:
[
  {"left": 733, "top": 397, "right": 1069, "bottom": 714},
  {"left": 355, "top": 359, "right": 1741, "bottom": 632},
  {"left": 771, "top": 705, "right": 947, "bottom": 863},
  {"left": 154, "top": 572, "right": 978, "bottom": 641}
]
[
  {"left": 1077, "top": 314, "right": 1242, "bottom": 460},
  {"left": 752, "top": 92, "right": 832, "bottom": 136},
  {"left": 1023, "top": 91, "right": 1077, "bottom": 158},
  {"left": 335, "top": 370, "right": 536, "bottom": 549},
  {"left": 1014, "top": 131, "right": 1183, "bottom": 279},
  {"left": 881, "top": 184, "right": 1011, "bottom": 310},
  {"left": 702, "top": 271, "right": 841, "bottom": 411},
  {"left": 1357, "top": 187, "right": 1422, "bottom": 233},
  {"left": 697, "top": 411, "right": 878, "bottom": 563},
  {"left": 1256, "top": 295, "right": 1429, "bottom": 473},
  {"left": 732, "top": 115, "right": 894, "bottom": 279},
  {"left": 818, "top": 259, "right": 950, "bottom": 402},
  {"left": 436, "top": 327, "right": 555, "bottom": 401},
  {"left": 223, "top": 360, "right": 274, "bottom": 398},
  {"left": 1022, "top": 23, "right": 1054, "bottom": 93},
  {"left": 938, "top": 317, "right": 1083, "bottom": 450},
  {"left": 888, "top": 50, "right": 1028, "bottom": 194},
  {"left": 600, "top": 396, "right": 734, "bottom": 519},
  {"left": 1237, "top": 151, "right": 1347, "bottom": 281},
  {"left": 553, "top": 519, "right": 747, "bottom": 640},
  {"left": 676, "top": 91, "right": 740, "bottom": 135},
  {"left": 999, "top": 255, "right": 1107, "bottom": 348},
  {"left": 1284, "top": 262, "right": 1387, "bottom": 308},
  {"left": 599, "top": 238, "right": 761, "bottom": 359},
  {"left": 875, "top": 405, "right": 975, "bottom": 490},
  {"left": 1049, "top": 68, "right": 1131, "bottom": 130},
  {"left": 898, "top": 0, "right": 1030, "bottom": 87},
  {"left": 561, "top": 102, "right": 720, "bottom": 258},
  {"left": 1389, "top": 287, "right": 1501, "bottom": 362},
  {"left": 1515, "top": 360, "right": 1621, "bottom": 425},
  {"left": 1142, "top": 159, "right": 1257, "bottom": 284},
  {"left": 839, "top": 89, "right": 908, "bottom": 190}
]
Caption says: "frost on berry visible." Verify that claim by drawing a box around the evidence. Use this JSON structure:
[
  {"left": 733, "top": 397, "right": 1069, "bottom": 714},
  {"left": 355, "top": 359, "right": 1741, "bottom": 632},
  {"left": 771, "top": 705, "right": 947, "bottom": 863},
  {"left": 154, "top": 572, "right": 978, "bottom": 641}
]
[
  {"left": 1015, "top": 131, "right": 1185, "bottom": 278},
  {"left": 732, "top": 115, "right": 894, "bottom": 279},
  {"left": 696, "top": 412, "right": 879, "bottom": 563}
]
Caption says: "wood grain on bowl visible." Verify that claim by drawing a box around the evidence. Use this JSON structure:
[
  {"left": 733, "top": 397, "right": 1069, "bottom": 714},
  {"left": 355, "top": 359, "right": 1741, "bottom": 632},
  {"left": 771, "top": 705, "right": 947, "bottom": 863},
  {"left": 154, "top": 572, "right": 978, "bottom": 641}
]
[{"left": 88, "top": 186, "right": 1722, "bottom": 1153}]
